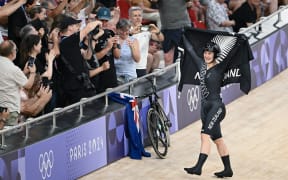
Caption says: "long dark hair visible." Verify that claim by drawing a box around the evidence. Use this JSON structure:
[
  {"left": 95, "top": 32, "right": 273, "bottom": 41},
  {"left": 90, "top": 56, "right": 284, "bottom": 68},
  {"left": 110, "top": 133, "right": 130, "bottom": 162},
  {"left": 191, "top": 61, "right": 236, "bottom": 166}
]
[{"left": 19, "top": 34, "right": 41, "bottom": 68}]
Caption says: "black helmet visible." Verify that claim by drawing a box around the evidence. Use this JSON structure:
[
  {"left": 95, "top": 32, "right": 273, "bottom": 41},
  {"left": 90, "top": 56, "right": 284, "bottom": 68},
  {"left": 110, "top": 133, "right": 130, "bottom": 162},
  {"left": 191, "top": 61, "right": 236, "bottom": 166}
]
[{"left": 203, "top": 42, "right": 220, "bottom": 58}]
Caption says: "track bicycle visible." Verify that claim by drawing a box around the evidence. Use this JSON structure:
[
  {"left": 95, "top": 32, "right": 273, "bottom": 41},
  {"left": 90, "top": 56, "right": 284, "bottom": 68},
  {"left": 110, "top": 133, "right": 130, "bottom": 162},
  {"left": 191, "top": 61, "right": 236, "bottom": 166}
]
[{"left": 137, "top": 81, "right": 172, "bottom": 159}]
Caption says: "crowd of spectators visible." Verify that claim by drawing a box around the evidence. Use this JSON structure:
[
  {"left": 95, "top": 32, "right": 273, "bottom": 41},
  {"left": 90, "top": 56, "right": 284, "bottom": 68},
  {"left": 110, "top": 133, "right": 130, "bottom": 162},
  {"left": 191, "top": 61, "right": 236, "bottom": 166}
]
[{"left": 0, "top": 0, "right": 287, "bottom": 130}]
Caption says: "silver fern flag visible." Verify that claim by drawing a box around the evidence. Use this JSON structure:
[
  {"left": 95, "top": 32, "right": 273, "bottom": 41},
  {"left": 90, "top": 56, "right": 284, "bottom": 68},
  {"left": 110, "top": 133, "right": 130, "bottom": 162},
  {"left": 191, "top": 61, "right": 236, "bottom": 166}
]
[{"left": 178, "top": 28, "right": 254, "bottom": 94}]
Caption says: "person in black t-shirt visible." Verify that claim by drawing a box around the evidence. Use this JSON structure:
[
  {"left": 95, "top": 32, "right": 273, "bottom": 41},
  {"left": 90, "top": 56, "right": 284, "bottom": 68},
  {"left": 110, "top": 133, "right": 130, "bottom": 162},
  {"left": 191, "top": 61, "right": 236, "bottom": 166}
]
[
  {"left": 94, "top": 7, "right": 121, "bottom": 93},
  {"left": 80, "top": 28, "right": 111, "bottom": 93},
  {"left": 58, "top": 15, "right": 102, "bottom": 105},
  {"left": 229, "top": 0, "right": 260, "bottom": 32}
]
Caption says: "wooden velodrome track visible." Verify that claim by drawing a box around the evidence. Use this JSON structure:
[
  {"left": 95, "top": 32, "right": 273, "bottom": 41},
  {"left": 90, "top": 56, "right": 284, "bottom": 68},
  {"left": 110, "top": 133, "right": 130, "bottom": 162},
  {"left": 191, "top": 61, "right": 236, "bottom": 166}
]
[{"left": 79, "top": 69, "right": 288, "bottom": 180}]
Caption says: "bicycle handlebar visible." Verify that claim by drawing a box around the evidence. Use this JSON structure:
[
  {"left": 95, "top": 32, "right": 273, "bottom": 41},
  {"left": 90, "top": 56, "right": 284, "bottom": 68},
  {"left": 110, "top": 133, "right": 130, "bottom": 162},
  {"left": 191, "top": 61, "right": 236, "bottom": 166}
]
[{"left": 135, "top": 77, "right": 159, "bottom": 99}]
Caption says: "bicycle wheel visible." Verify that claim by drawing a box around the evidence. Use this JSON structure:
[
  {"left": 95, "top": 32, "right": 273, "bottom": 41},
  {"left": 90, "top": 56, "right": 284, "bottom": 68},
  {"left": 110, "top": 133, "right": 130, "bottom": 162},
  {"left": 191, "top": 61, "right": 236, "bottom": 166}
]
[
  {"left": 156, "top": 103, "right": 171, "bottom": 147},
  {"left": 147, "top": 108, "right": 168, "bottom": 159}
]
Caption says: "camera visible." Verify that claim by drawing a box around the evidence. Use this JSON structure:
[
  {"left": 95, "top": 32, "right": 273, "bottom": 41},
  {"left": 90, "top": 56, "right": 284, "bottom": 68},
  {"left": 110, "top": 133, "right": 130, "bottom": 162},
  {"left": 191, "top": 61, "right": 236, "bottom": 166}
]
[
  {"left": 0, "top": 107, "right": 8, "bottom": 113},
  {"left": 89, "top": 25, "right": 100, "bottom": 36},
  {"left": 27, "top": 57, "right": 35, "bottom": 67},
  {"left": 115, "top": 43, "right": 121, "bottom": 49},
  {"left": 77, "top": 73, "right": 95, "bottom": 90}
]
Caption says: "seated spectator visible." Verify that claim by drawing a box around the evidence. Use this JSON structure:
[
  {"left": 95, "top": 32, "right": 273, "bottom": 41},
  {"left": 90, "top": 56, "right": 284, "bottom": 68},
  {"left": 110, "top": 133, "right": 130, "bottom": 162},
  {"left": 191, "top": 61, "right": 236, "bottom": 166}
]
[
  {"left": 129, "top": 6, "right": 164, "bottom": 77},
  {"left": 147, "top": 39, "right": 162, "bottom": 73},
  {"left": 206, "top": 0, "right": 235, "bottom": 32},
  {"left": 0, "top": 107, "right": 9, "bottom": 130},
  {"left": 114, "top": 19, "right": 140, "bottom": 83},
  {"left": 229, "top": 0, "right": 260, "bottom": 32},
  {"left": 0, "top": 40, "right": 36, "bottom": 126}
]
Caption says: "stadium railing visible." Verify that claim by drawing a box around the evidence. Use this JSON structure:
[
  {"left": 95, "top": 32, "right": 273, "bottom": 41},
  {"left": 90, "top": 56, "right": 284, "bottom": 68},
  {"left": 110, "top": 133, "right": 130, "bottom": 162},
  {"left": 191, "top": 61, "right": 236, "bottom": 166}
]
[{"left": 1, "top": 5, "right": 287, "bottom": 147}]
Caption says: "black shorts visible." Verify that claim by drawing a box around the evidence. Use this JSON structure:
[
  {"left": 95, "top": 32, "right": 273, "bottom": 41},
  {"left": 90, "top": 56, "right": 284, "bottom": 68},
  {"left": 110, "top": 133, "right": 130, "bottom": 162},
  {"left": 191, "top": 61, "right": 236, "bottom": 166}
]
[
  {"left": 201, "top": 99, "right": 226, "bottom": 140},
  {"left": 161, "top": 28, "right": 183, "bottom": 53}
]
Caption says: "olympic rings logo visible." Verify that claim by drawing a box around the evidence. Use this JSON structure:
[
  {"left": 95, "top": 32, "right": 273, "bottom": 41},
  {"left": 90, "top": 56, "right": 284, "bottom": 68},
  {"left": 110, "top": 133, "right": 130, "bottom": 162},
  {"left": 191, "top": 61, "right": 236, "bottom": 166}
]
[
  {"left": 187, "top": 86, "right": 200, "bottom": 112},
  {"left": 39, "top": 150, "right": 54, "bottom": 179}
]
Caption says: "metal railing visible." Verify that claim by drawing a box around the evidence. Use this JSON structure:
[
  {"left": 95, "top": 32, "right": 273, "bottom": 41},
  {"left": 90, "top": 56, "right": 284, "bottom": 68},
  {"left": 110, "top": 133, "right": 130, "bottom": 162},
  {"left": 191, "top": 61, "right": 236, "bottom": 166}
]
[
  {"left": 1, "top": 5, "right": 288, "bottom": 147},
  {"left": 239, "top": 5, "right": 288, "bottom": 44},
  {"left": 0, "top": 62, "right": 180, "bottom": 148}
]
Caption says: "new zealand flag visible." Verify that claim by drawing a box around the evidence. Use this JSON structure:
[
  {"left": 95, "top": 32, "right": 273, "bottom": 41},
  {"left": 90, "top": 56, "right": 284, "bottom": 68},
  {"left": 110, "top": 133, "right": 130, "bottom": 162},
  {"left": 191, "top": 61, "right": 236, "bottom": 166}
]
[
  {"left": 178, "top": 28, "right": 254, "bottom": 94},
  {"left": 108, "top": 92, "right": 151, "bottom": 160}
]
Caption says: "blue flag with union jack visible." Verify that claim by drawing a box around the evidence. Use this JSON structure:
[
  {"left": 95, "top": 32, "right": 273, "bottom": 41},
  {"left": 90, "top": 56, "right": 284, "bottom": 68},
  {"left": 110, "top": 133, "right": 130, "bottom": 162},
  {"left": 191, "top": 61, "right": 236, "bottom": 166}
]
[{"left": 108, "top": 92, "right": 151, "bottom": 159}]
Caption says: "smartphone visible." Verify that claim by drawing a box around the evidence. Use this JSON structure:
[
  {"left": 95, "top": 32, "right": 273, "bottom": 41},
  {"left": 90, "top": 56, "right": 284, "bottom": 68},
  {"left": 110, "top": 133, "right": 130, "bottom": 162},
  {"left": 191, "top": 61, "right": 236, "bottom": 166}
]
[
  {"left": 41, "top": 77, "right": 49, "bottom": 88},
  {"left": 27, "top": 57, "right": 35, "bottom": 67},
  {"left": 141, "top": 25, "right": 149, "bottom": 32}
]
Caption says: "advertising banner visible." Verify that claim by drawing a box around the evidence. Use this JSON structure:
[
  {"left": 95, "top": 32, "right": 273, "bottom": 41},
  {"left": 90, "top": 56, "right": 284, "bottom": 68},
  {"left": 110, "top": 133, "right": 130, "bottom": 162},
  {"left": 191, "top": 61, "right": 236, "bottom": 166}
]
[
  {"left": 25, "top": 116, "right": 107, "bottom": 180},
  {"left": 177, "top": 84, "right": 201, "bottom": 130},
  {"left": 0, "top": 149, "right": 25, "bottom": 180},
  {"left": 0, "top": 25, "right": 287, "bottom": 179},
  {"left": 106, "top": 110, "right": 128, "bottom": 164}
]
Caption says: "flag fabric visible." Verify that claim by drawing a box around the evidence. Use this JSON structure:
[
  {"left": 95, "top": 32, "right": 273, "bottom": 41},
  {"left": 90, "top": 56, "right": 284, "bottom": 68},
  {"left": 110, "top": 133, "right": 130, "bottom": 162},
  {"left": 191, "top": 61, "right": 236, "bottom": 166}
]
[
  {"left": 178, "top": 27, "right": 254, "bottom": 94},
  {"left": 108, "top": 92, "right": 151, "bottom": 160}
]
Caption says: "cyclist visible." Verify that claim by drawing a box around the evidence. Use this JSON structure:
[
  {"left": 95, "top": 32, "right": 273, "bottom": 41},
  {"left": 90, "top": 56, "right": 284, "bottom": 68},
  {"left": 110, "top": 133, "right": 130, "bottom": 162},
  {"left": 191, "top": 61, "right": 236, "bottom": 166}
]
[{"left": 184, "top": 42, "right": 233, "bottom": 178}]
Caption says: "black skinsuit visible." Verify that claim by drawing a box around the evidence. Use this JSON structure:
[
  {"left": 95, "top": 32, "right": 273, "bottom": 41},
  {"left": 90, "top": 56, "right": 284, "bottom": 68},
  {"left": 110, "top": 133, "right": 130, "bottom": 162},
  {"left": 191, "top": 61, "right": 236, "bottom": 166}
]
[{"left": 189, "top": 46, "right": 227, "bottom": 140}]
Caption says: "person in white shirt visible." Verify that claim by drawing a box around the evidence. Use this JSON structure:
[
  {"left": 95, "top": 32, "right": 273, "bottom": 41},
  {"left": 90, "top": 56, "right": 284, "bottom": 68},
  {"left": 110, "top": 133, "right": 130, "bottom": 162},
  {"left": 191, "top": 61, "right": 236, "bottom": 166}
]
[
  {"left": 129, "top": 6, "right": 164, "bottom": 77},
  {"left": 0, "top": 40, "right": 36, "bottom": 126}
]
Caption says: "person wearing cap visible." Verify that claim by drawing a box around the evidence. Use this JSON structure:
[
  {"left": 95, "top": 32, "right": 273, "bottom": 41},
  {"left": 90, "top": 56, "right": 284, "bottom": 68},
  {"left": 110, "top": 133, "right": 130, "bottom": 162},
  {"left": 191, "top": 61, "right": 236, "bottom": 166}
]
[
  {"left": 94, "top": 7, "right": 121, "bottom": 93},
  {"left": 96, "top": 6, "right": 119, "bottom": 32},
  {"left": 57, "top": 15, "right": 103, "bottom": 105}
]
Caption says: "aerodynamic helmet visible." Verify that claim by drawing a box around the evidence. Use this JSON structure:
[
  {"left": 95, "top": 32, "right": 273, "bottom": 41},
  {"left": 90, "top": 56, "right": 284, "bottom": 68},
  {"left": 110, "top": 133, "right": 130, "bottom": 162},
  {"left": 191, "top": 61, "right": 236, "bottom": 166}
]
[{"left": 203, "top": 41, "right": 220, "bottom": 58}]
